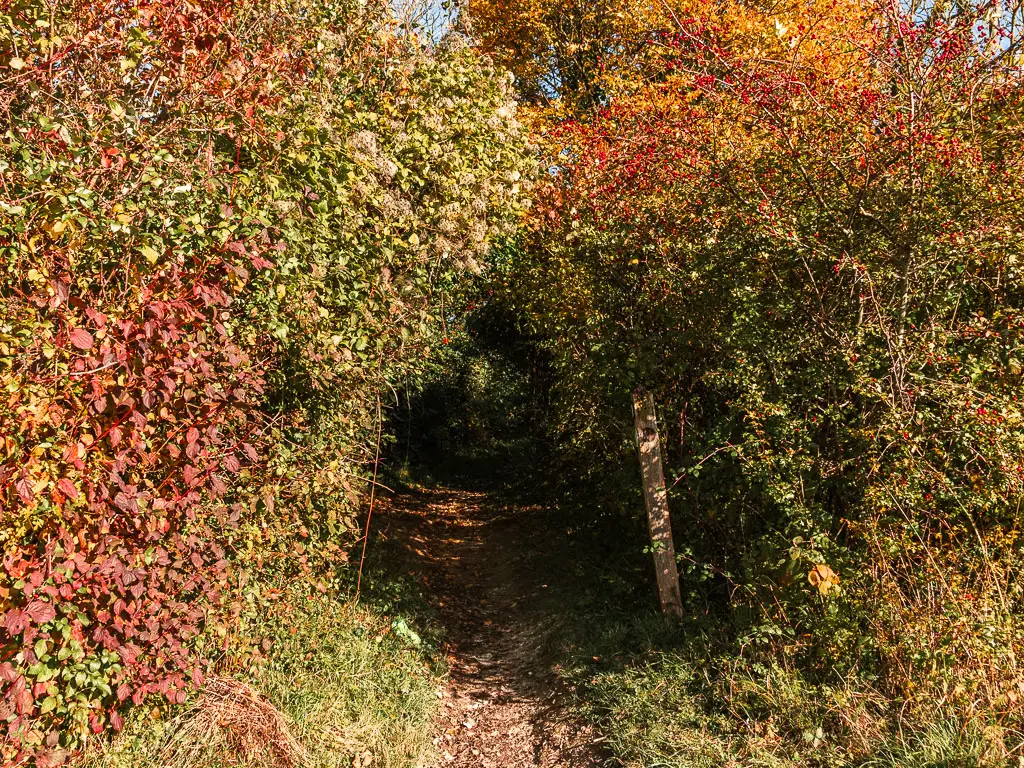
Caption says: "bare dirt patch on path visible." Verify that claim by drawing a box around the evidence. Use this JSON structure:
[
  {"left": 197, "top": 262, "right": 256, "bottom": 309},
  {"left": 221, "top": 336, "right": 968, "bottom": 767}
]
[{"left": 377, "top": 487, "right": 606, "bottom": 768}]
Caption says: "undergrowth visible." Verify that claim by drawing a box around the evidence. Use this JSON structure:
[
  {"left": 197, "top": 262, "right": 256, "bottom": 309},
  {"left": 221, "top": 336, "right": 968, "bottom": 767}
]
[
  {"left": 387, "top": 296, "right": 1021, "bottom": 767},
  {"left": 537, "top": 508, "right": 1010, "bottom": 768},
  {"left": 77, "top": 574, "right": 443, "bottom": 768},
  {"left": 561, "top": 631, "right": 1001, "bottom": 767}
]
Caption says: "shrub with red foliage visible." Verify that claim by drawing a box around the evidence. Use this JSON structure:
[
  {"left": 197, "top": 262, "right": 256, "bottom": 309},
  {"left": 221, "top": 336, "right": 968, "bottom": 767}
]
[{"left": 0, "top": 0, "right": 528, "bottom": 761}]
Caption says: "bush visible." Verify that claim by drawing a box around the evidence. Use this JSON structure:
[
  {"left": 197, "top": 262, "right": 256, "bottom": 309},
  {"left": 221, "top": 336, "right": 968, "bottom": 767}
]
[
  {"left": 0, "top": 0, "right": 527, "bottom": 760},
  {"left": 78, "top": 584, "right": 443, "bottom": 768},
  {"left": 485, "top": 0, "right": 1024, "bottom": 751}
]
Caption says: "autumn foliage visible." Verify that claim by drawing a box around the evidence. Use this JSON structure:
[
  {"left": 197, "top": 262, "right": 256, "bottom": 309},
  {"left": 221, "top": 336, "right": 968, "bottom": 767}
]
[
  {"left": 478, "top": 0, "right": 1024, "bottom": 757},
  {"left": 0, "top": 0, "right": 526, "bottom": 761},
  {"left": 5, "top": 0, "right": 1024, "bottom": 761}
]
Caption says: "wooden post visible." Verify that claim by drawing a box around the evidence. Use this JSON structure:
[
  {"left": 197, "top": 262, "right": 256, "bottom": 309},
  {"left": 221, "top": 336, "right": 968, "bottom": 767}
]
[{"left": 632, "top": 387, "right": 684, "bottom": 618}]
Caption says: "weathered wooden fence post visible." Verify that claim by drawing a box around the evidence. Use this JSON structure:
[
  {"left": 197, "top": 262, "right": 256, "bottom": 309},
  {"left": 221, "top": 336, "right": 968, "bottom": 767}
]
[{"left": 632, "top": 387, "right": 684, "bottom": 618}]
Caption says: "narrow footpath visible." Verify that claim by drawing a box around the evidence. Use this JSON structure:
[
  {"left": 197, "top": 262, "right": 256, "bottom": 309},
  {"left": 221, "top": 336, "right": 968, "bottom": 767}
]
[{"left": 377, "top": 487, "right": 605, "bottom": 768}]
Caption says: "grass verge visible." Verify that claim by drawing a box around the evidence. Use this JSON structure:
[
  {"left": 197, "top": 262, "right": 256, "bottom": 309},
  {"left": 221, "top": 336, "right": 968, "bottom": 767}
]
[
  {"left": 77, "top": 577, "right": 443, "bottom": 768},
  {"left": 559, "top": 621, "right": 1001, "bottom": 767},
  {"left": 515, "top": 501, "right": 1006, "bottom": 768}
]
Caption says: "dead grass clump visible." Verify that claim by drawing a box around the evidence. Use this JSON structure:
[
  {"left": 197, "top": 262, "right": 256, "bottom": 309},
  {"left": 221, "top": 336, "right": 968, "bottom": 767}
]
[{"left": 158, "top": 677, "right": 308, "bottom": 768}]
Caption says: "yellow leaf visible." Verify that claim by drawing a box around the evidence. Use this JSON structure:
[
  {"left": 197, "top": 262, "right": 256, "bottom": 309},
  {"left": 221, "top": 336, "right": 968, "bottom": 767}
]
[{"left": 808, "top": 564, "right": 839, "bottom": 596}]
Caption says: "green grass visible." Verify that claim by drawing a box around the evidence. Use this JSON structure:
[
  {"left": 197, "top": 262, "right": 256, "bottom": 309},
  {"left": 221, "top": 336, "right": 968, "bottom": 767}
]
[
  {"left": 553, "top": 609, "right": 1003, "bottom": 768},
  {"left": 78, "top": 582, "right": 443, "bottom": 768},
  {"left": 499, "top": 498, "right": 1008, "bottom": 768}
]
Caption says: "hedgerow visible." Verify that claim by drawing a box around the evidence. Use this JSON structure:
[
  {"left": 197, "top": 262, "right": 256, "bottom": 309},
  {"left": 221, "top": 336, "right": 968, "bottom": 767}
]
[
  {"left": 480, "top": 0, "right": 1024, "bottom": 754},
  {"left": 0, "top": 0, "right": 527, "bottom": 761}
]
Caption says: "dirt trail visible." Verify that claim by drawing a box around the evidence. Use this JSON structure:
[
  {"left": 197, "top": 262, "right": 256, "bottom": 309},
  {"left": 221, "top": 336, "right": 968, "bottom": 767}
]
[{"left": 378, "top": 487, "right": 604, "bottom": 768}]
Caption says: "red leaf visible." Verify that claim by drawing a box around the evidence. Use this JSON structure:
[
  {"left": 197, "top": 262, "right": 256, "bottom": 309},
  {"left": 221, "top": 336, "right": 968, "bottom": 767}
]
[
  {"left": 3, "top": 609, "right": 29, "bottom": 635},
  {"left": 36, "top": 749, "right": 70, "bottom": 768},
  {"left": 15, "top": 476, "right": 34, "bottom": 504},
  {"left": 84, "top": 307, "right": 107, "bottom": 329},
  {"left": 57, "top": 478, "right": 79, "bottom": 500},
  {"left": 26, "top": 600, "right": 56, "bottom": 625},
  {"left": 186, "top": 427, "right": 200, "bottom": 445},
  {"left": 69, "top": 328, "right": 94, "bottom": 351},
  {"left": 12, "top": 681, "right": 32, "bottom": 715}
]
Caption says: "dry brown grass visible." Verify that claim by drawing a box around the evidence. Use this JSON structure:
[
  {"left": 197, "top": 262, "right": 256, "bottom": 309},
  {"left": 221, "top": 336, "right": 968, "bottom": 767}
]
[{"left": 157, "top": 677, "right": 308, "bottom": 768}]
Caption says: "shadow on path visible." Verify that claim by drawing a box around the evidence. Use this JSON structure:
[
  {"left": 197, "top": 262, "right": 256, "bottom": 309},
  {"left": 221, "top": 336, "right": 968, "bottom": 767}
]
[{"left": 376, "top": 486, "right": 607, "bottom": 768}]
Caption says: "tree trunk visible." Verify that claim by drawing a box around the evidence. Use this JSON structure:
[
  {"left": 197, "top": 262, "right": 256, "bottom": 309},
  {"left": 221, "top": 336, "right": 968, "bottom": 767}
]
[{"left": 632, "top": 387, "right": 684, "bottom": 618}]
